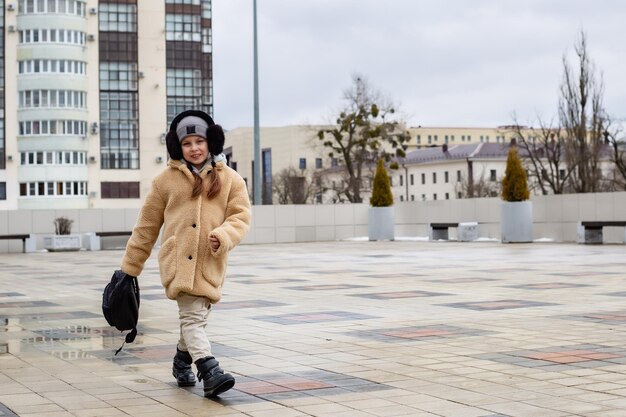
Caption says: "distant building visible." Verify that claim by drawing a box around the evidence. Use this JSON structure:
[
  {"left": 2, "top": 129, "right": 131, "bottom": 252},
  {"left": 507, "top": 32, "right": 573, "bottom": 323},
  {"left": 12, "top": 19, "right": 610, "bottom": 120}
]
[
  {"left": 225, "top": 125, "right": 518, "bottom": 204},
  {"left": 0, "top": 0, "right": 214, "bottom": 210}
]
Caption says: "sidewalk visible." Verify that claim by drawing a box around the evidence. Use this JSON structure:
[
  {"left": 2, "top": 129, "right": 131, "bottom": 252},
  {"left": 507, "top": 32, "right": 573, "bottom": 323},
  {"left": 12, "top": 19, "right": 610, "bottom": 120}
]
[{"left": 1, "top": 241, "right": 626, "bottom": 416}]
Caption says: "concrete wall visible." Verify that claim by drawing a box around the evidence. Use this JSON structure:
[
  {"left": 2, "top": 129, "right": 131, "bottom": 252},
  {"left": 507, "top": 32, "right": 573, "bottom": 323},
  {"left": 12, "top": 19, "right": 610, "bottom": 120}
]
[{"left": 1, "top": 191, "right": 625, "bottom": 253}]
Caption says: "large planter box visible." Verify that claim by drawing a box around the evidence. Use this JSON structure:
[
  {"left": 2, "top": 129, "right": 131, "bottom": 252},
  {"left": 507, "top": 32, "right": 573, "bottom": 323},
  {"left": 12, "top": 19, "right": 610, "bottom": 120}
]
[
  {"left": 501, "top": 201, "right": 533, "bottom": 243},
  {"left": 368, "top": 206, "right": 395, "bottom": 241},
  {"left": 43, "top": 235, "right": 82, "bottom": 252}
]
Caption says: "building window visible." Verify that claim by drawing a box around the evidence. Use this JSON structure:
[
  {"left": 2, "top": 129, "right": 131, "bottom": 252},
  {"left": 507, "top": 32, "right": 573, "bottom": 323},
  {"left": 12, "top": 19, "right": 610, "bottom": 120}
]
[
  {"left": 18, "top": 120, "right": 87, "bottom": 136},
  {"left": 432, "top": 172, "right": 437, "bottom": 184},
  {"left": 410, "top": 174, "right": 414, "bottom": 185},
  {"left": 416, "top": 135, "right": 421, "bottom": 145},
  {"left": 490, "top": 169, "right": 497, "bottom": 182},
  {"left": 100, "top": 92, "right": 139, "bottom": 169},
  {"left": 20, "top": 151, "right": 86, "bottom": 165},
  {"left": 19, "top": 181, "right": 88, "bottom": 196},
  {"left": 400, "top": 195, "right": 404, "bottom": 202},
  {"left": 451, "top": 135, "right": 455, "bottom": 142},
  {"left": 19, "top": 29, "right": 86, "bottom": 45},
  {"left": 421, "top": 173, "right": 425, "bottom": 184},
  {"left": 101, "top": 181, "right": 139, "bottom": 198},
  {"left": 99, "top": 3, "right": 137, "bottom": 32},
  {"left": 445, "top": 171, "right": 449, "bottom": 183},
  {"left": 19, "top": 90, "right": 86, "bottom": 109},
  {"left": 166, "top": 14, "right": 201, "bottom": 42},
  {"left": 18, "top": 0, "right": 87, "bottom": 16},
  {"left": 0, "top": 183, "right": 6, "bottom": 200},
  {"left": 421, "top": 194, "right": 426, "bottom": 201},
  {"left": 331, "top": 158, "right": 338, "bottom": 167},
  {"left": 262, "top": 149, "right": 272, "bottom": 204},
  {"left": 299, "top": 158, "right": 306, "bottom": 170},
  {"left": 457, "top": 170, "right": 461, "bottom": 181},
  {"left": 399, "top": 175, "right": 403, "bottom": 187},
  {"left": 166, "top": 69, "right": 209, "bottom": 123},
  {"left": 315, "top": 158, "right": 322, "bottom": 169},
  {"left": 433, "top": 193, "right": 437, "bottom": 200},
  {"left": 445, "top": 193, "right": 449, "bottom": 200},
  {"left": 99, "top": 62, "right": 138, "bottom": 91},
  {"left": 457, "top": 192, "right": 462, "bottom": 199},
  {"left": 18, "top": 59, "right": 86, "bottom": 75}
]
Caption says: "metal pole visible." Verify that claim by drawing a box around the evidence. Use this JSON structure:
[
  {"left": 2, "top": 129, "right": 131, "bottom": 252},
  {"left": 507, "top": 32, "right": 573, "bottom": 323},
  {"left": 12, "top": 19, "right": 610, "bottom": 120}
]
[{"left": 253, "top": 0, "right": 262, "bottom": 204}]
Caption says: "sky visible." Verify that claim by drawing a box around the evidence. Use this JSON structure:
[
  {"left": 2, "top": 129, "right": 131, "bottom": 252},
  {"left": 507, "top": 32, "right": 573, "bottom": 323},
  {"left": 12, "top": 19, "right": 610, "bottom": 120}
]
[{"left": 211, "top": 0, "right": 626, "bottom": 131}]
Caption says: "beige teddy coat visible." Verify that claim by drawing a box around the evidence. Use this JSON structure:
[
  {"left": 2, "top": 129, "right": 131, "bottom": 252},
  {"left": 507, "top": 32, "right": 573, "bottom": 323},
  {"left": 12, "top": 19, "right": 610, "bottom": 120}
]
[{"left": 121, "top": 159, "right": 251, "bottom": 303}]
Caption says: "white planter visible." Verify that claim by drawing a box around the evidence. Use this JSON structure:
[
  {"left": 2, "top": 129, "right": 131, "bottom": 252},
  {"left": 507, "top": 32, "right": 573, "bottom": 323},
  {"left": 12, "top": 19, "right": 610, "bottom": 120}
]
[
  {"left": 43, "top": 235, "right": 82, "bottom": 252},
  {"left": 500, "top": 201, "right": 533, "bottom": 243},
  {"left": 368, "top": 206, "right": 395, "bottom": 241}
]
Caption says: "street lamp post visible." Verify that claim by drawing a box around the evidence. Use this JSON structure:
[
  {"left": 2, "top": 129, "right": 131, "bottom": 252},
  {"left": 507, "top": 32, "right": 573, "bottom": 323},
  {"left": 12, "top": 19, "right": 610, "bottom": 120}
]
[{"left": 252, "top": 0, "right": 262, "bottom": 205}]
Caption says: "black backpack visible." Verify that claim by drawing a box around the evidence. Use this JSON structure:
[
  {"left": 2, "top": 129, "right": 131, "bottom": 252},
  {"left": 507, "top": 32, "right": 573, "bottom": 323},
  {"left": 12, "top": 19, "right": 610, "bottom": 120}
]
[{"left": 102, "top": 270, "right": 140, "bottom": 355}]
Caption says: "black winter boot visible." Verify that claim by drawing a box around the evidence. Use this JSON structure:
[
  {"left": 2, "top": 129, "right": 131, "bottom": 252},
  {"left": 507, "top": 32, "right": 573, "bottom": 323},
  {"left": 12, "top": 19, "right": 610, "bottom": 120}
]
[
  {"left": 172, "top": 348, "right": 197, "bottom": 387},
  {"left": 195, "top": 356, "right": 235, "bottom": 397}
]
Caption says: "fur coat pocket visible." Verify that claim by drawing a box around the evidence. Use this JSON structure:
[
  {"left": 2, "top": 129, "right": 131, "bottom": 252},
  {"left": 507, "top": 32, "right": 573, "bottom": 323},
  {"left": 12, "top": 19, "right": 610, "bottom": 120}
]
[{"left": 158, "top": 235, "right": 177, "bottom": 288}]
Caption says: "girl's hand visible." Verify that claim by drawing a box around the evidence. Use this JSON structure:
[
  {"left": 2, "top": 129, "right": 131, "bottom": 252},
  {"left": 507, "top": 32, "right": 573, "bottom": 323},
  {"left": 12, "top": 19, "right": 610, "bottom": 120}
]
[{"left": 209, "top": 235, "right": 220, "bottom": 251}]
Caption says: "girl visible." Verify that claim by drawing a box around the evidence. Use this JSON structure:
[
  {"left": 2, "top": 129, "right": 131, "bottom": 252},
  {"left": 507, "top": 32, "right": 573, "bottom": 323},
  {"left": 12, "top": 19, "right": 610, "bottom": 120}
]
[{"left": 120, "top": 110, "right": 251, "bottom": 397}]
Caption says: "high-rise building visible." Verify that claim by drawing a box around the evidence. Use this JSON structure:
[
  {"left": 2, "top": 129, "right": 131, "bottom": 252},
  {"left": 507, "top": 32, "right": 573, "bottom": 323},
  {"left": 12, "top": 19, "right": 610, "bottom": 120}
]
[{"left": 0, "top": 0, "right": 213, "bottom": 210}]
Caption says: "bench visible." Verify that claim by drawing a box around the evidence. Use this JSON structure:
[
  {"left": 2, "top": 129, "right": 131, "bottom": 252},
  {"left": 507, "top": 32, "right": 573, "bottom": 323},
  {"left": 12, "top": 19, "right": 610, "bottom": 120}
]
[
  {"left": 85, "top": 231, "right": 132, "bottom": 250},
  {"left": 96, "top": 231, "right": 132, "bottom": 238},
  {"left": 577, "top": 221, "right": 626, "bottom": 244},
  {"left": 429, "top": 223, "right": 458, "bottom": 240},
  {"left": 0, "top": 234, "right": 31, "bottom": 253},
  {"left": 428, "top": 222, "right": 478, "bottom": 241}
]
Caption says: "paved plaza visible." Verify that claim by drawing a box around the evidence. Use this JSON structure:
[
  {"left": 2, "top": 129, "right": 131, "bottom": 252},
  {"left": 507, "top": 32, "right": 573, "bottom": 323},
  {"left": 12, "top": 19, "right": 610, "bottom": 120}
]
[{"left": 1, "top": 240, "right": 626, "bottom": 416}]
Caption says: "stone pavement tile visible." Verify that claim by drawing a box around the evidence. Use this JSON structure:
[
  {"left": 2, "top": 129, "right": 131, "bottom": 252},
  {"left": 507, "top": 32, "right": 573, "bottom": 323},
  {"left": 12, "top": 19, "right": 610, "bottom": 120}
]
[
  {"left": 293, "top": 402, "right": 355, "bottom": 415},
  {"left": 587, "top": 410, "right": 626, "bottom": 417},
  {"left": 0, "top": 393, "right": 51, "bottom": 409},
  {"left": 18, "top": 413, "right": 74, "bottom": 417},
  {"left": 524, "top": 396, "right": 611, "bottom": 415},
  {"left": 116, "top": 403, "right": 189, "bottom": 416},
  {"left": 7, "top": 403, "right": 65, "bottom": 415},
  {"left": 71, "top": 408, "right": 129, "bottom": 417},
  {"left": 482, "top": 401, "right": 573, "bottom": 417}
]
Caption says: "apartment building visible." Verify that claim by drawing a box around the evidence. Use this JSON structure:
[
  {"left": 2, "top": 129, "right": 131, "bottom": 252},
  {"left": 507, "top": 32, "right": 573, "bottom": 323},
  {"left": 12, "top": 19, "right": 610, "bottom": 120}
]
[
  {"left": 0, "top": 0, "right": 213, "bottom": 210},
  {"left": 408, "top": 126, "right": 520, "bottom": 149}
]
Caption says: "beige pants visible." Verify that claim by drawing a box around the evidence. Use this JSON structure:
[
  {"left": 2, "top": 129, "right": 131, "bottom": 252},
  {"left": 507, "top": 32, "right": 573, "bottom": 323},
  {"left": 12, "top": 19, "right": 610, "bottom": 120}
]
[{"left": 176, "top": 293, "right": 213, "bottom": 363}]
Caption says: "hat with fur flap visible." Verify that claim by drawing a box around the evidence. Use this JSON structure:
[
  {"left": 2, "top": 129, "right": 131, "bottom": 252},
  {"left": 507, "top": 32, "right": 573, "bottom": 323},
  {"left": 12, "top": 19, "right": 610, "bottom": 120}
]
[{"left": 166, "top": 110, "right": 225, "bottom": 161}]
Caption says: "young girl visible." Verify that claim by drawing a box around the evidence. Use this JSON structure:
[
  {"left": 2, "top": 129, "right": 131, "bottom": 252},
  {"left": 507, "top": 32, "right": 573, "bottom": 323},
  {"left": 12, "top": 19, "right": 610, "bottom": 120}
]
[{"left": 119, "top": 110, "right": 251, "bottom": 397}]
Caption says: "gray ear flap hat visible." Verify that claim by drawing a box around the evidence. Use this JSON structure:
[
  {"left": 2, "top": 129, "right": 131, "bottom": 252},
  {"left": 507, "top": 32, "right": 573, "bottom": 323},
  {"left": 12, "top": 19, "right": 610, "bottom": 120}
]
[{"left": 176, "top": 116, "right": 209, "bottom": 142}]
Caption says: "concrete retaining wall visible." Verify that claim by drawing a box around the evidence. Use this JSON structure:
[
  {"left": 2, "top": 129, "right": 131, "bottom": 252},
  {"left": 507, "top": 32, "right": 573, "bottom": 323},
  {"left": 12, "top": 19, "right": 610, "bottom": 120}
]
[{"left": 1, "top": 192, "right": 625, "bottom": 253}]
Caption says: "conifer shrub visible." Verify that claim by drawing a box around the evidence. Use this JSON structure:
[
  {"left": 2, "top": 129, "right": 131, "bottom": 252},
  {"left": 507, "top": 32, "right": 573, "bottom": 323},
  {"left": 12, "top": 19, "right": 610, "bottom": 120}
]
[
  {"left": 501, "top": 147, "right": 530, "bottom": 202},
  {"left": 370, "top": 159, "right": 394, "bottom": 207}
]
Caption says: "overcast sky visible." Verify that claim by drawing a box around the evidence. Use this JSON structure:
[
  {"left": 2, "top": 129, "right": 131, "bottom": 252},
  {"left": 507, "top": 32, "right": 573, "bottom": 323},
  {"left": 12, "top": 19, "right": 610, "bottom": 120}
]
[{"left": 212, "top": 0, "right": 625, "bottom": 130}]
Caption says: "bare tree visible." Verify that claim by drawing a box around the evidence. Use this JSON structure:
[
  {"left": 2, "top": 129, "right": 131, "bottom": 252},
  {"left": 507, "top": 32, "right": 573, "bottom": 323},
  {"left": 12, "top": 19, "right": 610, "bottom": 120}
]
[
  {"left": 560, "top": 31, "right": 609, "bottom": 193},
  {"left": 317, "top": 74, "right": 410, "bottom": 203},
  {"left": 506, "top": 120, "right": 575, "bottom": 194},
  {"left": 604, "top": 123, "right": 626, "bottom": 190},
  {"left": 272, "top": 167, "right": 316, "bottom": 204}
]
